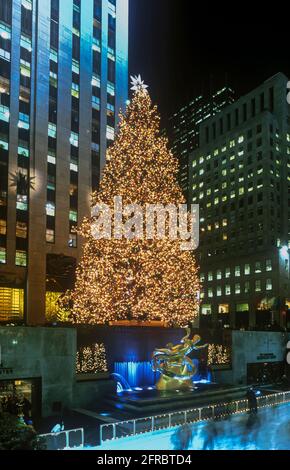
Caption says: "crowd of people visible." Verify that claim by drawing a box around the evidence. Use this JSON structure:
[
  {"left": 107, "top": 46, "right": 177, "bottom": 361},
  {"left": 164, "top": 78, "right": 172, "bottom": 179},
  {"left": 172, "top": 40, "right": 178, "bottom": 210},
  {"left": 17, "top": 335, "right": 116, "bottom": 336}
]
[{"left": 0, "top": 393, "right": 32, "bottom": 425}]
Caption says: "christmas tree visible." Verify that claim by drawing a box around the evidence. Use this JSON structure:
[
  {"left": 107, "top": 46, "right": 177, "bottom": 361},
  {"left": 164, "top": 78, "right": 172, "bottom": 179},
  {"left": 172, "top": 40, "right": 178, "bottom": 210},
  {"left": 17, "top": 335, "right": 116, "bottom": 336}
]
[{"left": 68, "top": 77, "right": 200, "bottom": 326}]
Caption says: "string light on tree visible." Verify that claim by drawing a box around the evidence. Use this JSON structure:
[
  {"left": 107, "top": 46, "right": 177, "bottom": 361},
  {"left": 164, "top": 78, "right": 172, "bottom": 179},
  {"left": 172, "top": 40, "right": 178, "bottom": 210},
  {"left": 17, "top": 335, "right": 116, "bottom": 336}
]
[{"left": 63, "top": 79, "right": 200, "bottom": 326}]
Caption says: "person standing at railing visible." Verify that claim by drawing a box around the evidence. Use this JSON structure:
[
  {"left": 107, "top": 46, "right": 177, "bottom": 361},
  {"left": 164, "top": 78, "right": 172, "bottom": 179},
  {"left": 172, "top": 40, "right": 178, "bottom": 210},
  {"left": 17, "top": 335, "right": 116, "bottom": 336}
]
[{"left": 246, "top": 387, "right": 258, "bottom": 414}]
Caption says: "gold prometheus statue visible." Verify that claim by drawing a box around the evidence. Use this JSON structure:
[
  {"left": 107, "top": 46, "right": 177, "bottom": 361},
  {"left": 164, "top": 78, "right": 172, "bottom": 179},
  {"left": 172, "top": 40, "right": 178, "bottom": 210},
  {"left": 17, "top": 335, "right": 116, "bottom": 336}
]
[{"left": 152, "top": 328, "right": 207, "bottom": 391}]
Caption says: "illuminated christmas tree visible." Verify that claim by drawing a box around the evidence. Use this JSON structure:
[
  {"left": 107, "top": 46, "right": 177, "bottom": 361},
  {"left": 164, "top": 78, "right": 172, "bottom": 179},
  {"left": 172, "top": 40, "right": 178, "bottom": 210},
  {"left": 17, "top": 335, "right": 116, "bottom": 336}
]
[{"left": 68, "top": 76, "right": 200, "bottom": 326}]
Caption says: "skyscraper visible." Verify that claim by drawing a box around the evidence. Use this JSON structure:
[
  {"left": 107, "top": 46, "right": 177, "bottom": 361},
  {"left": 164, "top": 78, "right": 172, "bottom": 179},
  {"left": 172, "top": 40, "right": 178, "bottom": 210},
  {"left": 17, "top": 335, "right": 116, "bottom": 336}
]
[
  {"left": 0, "top": 0, "right": 128, "bottom": 324},
  {"left": 166, "top": 86, "right": 235, "bottom": 201},
  {"left": 189, "top": 73, "right": 290, "bottom": 329}
]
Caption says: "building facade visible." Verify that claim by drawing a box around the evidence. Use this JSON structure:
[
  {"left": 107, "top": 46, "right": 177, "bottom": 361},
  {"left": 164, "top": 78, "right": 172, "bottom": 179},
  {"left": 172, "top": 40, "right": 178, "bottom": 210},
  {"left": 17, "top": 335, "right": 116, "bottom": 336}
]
[
  {"left": 0, "top": 0, "right": 128, "bottom": 324},
  {"left": 189, "top": 73, "right": 290, "bottom": 329},
  {"left": 166, "top": 86, "right": 235, "bottom": 201}
]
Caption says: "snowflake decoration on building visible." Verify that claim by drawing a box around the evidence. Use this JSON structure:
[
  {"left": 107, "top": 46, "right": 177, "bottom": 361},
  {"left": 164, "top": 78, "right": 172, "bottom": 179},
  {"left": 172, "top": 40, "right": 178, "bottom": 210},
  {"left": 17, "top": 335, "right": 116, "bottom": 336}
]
[
  {"left": 9, "top": 170, "right": 35, "bottom": 195},
  {"left": 130, "top": 74, "right": 148, "bottom": 92}
]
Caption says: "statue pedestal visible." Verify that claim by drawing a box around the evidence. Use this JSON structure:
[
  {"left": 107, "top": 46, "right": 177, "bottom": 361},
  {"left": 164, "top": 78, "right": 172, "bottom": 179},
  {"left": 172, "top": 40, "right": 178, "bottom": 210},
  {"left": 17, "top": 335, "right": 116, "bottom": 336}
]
[{"left": 156, "top": 375, "right": 194, "bottom": 391}]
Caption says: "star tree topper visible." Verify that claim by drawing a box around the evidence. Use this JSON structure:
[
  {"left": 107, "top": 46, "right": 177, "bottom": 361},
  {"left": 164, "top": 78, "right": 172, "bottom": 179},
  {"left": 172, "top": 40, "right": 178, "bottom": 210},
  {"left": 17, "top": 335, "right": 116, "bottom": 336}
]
[{"left": 130, "top": 74, "right": 148, "bottom": 93}]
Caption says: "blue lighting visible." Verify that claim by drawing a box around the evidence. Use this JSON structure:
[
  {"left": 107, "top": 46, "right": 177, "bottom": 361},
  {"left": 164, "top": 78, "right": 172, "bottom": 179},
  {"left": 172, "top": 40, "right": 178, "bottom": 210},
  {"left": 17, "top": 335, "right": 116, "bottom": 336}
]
[
  {"left": 113, "top": 360, "right": 211, "bottom": 389},
  {"left": 114, "top": 362, "right": 160, "bottom": 388}
]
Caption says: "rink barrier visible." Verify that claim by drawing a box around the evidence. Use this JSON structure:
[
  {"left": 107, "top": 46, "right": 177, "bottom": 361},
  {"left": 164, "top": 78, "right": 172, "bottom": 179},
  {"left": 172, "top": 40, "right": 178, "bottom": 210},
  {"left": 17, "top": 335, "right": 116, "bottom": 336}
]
[
  {"left": 39, "top": 428, "right": 84, "bottom": 450},
  {"left": 100, "top": 390, "right": 290, "bottom": 444}
]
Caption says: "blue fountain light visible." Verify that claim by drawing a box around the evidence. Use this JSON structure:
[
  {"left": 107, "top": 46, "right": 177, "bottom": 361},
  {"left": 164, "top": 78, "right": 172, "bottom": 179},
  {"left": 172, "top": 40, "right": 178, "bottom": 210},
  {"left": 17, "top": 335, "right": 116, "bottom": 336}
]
[
  {"left": 114, "top": 361, "right": 160, "bottom": 388},
  {"left": 113, "top": 359, "right": 211, "bottom": 390}
]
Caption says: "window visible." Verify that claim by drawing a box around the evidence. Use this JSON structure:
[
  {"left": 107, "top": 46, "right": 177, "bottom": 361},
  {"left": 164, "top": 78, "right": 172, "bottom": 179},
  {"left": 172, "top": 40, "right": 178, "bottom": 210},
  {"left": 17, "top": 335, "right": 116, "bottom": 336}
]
[
  {"left": 201, "top": 304, "right": 212, "bottom": 315},
  {"left": 225, "top": 268, "right": 231, "bottom": 278},
  {"left": 46, "top": 229, "right": 55, "bottom": 243},
  {"left": 16, "top": 222, "right": 27, "bottom": 238},
  {"left": 0, "top": 219, "right": 6, "bottom": 235},
  {"left": 69, "top": 233, "right": 77, "bottom": 248},
  {"left": 208, "top": 272, "right": 213, "bottom": 281},
  {"left": 0, "top": 288, "right": 24, "bottom": 321},
  {"left": 216, "top": 270, "right": 222, "bottom": 280},
  {"left": 106, "top": 125, "right": 115, "bottom": 141},
  {"left": 255, "top": 262, "right": 262, "bottom": 273},
  {"left": 217, "top": 287, "right": 222, "bottom": 297},
  {"left": 69, "top": 210, "right": 77, "bottom": 223},
  {"left": 46, "top": 202, "right": 55, "bottom": 217},
  {"left": 48, "top": 122, "right": 57, "bottom": 138},
  {"left": 255, "top": 280, "right": 261, "bottom": 292},
  {"left": 15, "top": 250, "right": 27, "bottom": 267},
  {"left": 266, "top": 259, "right": 272, "bottom": 272},
  {"left": 0, "top": 247, "right": 6, "bottom": 264},
  {"left": 208, "top": 288, "right": 213, "bottom": 298},
  {"left": 70, "top": 132, "right": 79, "bottom": 147},
  {"left": 225, "top": 285, "right": 231, "bottom": 295},
  {"left": 266, "top": 279, "right": 272, "bottom": 291},
  {"left": 235, "top": 283, "right": 241, "bottom": 294},
  {"left": 244, "top": 264, "right": 250, "bottom": 275},
  {"left": 235, "top": 266, "right": 241, "bottom": 277},
  {"left": 236, "top": 303, "right": 249, "bottom": 312},
  {"left": 245, "top": 281, "right": 250, "bottom": 294}
]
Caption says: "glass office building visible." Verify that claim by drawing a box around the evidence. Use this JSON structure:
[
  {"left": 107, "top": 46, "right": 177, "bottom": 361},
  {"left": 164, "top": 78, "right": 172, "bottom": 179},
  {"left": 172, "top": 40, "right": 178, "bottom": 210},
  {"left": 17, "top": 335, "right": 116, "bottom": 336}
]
[
  {"left": 0, "top": 0, "right": 128, "bottom": 323},
  {"left": 190, "top": 73, "right": 290, "bottom": 329}
]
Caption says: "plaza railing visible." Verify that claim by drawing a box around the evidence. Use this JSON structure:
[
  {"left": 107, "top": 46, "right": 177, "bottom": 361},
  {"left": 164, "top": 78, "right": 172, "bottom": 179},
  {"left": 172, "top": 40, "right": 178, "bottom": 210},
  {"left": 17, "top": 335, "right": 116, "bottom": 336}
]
[
  {"left": 39, "top": 427, "right": 84, "bottom": 450},
  {"left": 100, "top": 390, "right": 290, "bottom": 445}
]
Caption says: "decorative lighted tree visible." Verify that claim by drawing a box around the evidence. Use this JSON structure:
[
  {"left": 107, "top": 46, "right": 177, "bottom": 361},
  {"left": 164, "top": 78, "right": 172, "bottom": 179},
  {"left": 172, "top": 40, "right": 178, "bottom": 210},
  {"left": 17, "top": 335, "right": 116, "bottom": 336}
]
[{"left": 67, "top": 77, "right": 200, "bottom": 326}]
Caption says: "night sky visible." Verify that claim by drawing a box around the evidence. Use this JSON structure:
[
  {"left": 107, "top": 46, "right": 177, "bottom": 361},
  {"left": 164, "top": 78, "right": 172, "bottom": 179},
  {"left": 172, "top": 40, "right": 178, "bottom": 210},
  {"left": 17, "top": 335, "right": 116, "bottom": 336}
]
[{"left": 129, "top": 1, "right": 290, "bottom": 124}]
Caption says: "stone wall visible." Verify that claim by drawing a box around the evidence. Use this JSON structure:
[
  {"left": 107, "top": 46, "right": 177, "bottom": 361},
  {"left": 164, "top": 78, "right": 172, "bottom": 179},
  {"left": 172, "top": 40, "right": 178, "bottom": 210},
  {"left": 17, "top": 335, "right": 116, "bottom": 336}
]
[
  {"left": 0, "top": 326, "right": 76, "bottom": 417},
  {"left": 231, "top": 331, "right": 290, "bottom": 384}
]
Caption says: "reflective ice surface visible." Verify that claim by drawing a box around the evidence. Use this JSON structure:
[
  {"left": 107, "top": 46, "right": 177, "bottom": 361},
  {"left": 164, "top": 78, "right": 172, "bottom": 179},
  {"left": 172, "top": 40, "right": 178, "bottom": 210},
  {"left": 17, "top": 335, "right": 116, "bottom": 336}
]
[{"left": 92, "top": 403, "right": 290, "bottom": 450}]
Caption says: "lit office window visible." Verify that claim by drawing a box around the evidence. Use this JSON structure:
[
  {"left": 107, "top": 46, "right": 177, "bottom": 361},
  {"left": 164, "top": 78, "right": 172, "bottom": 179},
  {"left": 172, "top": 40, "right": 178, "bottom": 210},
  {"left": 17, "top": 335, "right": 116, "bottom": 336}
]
[
  {"left": 208, "top": 289, "right": 213, "bottom": 298},
  {"left": 46, "top": 202, "right": 55, "bottom": 217},
  {"left": 235, "top": 283, "right": 241, "bottom": 294},
  {"left": 106, "top": 126, "right": 115, "bottom": 141},
  {"left": 216, "top": 270, "right": 222, "bottom": 280},
  {"left": 15, "top": 250, "right": 27, "bottom": 267},
  {"left": 0, "top": 219, "right": 7, "bottom": 235},
  {"left": 0, "top": 104, "right": 10, "bottom": 122},
  {"left": 69, "top": 210, "right": 78, "bottom": 223},
  {"left": 18, "top": 143, "right": 29, "bottom": 157},
  {"left": 18, "top": 112, "right": 30, "bottom": 129},
  {"left": 46, "top": 229, "right": 55, "bottom": 244},
  {"left": 217, "top": 287, "right": 222, "bottom": 297},
  {"left": 225, "top": 285, "right": 231, "bottom": 295},
  {"left": 70, "top": 132, "right": 79, "bottom": 147},
  {"left": 48, "top": 122, "right": 57, "bottom": 138},
  {"left": 16, "top": 222, "right": 27, "bottom": 238},
  {"left": 0, "top": 248, "right": 6, "bottom": 264},
  {"left": 71, "top": 82, "right": 79, "bottom": 98},
  {"left": 22, "top": 0, "right": 32, "bottom": 10},
  {"left": 255, "top": 280, "right": 261, "bottom": 292},
  {"left": 201, "top": 304, "right": 212, "bottom": 315},
  {"left": 208, "top": 272, "right": 213, "bottom": 281},
  {"left": 69, "top": 233, "right": 77, "bottom": 248},
  {"left": 200, "top": 273, "right": 205, "bottom": 282},
  {"left": 266, "top": 260, "right": 272, "bottom": 272},
  {"left": 266, "top": 279, "right": 273, "bottom": 291},
  {"left": 225, "top": 268, "right": 231, "bottom": 278},
  {"left": 235, "top": 266, "right": 241, "bottom": 277},
  {"left": 244, "top": 264, "right": 250, "bottom": 275},
  {"left": 255, "top": 262, "right": 262, "bottom": 273},
  {"left": 0, "top": 288, "right": 24, "bottom": 321}
]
